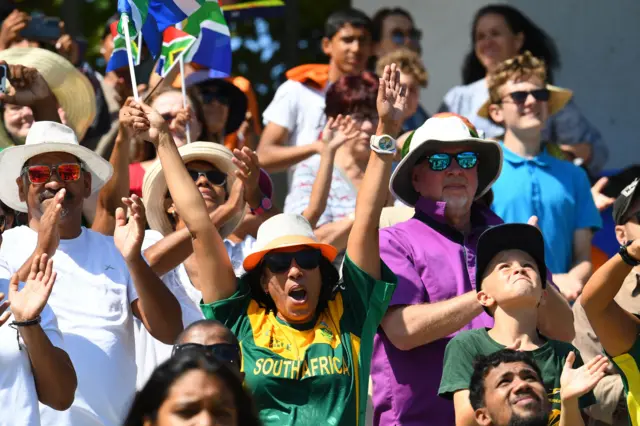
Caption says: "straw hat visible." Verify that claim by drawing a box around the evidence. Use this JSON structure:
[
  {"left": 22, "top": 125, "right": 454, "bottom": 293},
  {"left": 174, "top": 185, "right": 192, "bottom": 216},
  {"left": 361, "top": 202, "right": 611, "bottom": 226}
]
[
  {"left": 142, "top": 142, "right": 246, "bottom": 238},
  {"left": 390, "top": 113, "right": 503, "bottom": 207},
  {"left": 0, "top": 47, "right": 96, "bottom": 146},
  {"left": 477, "top": 84, "right": 573, "bottom": 119},
  {"left": 0, "top": 121, "right": 113, "bottom": 212},
  {"left": 243, "top": 214, "right": 338, "bottom": 271}
]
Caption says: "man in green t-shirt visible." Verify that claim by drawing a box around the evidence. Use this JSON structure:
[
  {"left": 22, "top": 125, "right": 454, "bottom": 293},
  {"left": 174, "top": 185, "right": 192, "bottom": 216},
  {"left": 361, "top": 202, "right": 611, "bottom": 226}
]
[{"left": 438, "top": 223, "right": 601, "bottom": 425}]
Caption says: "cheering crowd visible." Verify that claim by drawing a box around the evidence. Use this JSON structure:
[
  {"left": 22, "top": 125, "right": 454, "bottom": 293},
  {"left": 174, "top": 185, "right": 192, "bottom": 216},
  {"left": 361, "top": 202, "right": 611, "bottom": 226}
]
[{"left": 0, "top": 3, "right": 639, "bottom": 426}]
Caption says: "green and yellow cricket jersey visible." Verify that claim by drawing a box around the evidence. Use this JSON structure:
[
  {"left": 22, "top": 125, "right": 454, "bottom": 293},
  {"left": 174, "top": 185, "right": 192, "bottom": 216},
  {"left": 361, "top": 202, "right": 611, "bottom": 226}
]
[
  {"left": 610, "top": 336, "right": 640, "bottom": 426},
  {"left": 201, "top": 254, "right": 396, "bottom": 426}
]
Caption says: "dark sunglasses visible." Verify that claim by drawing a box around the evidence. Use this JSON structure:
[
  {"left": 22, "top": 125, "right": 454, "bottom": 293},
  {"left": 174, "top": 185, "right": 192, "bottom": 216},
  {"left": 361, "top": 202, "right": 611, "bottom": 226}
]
[
  {"left": 187, "top": 169, "right": 227, "bottom": 186},
  {"left": 21, "top": 163, "right": 83, "bottom": 184},
  {"left": 172, "top": 342, "right": 241, "bottom": 367},
  {"left": 263, "top": 248, "right": 322, "bottom": 274},
  {"left": 391, "top": 28, "right": 422, "bottom": 45},
  {"left": 503, "top": 88, "right": 550, "bottom": 104},
  {"left": 420, "top": 152, "right": 479, "bottom": 172},
  {"left": 201, "top": 90, "right": 229, "bottom": 106},
  {"left": 351, "top": 112, "right": 379, "bottom": 124}
]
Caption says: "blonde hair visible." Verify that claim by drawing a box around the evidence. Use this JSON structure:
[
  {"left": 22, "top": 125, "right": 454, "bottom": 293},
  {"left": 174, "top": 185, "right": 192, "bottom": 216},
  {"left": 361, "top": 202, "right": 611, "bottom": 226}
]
[
  {"left": 376, "top": 48, "right": 428, "bottom": 87},
  {"left": 487, "top": 51, "right": 547, "bottom": 103}
]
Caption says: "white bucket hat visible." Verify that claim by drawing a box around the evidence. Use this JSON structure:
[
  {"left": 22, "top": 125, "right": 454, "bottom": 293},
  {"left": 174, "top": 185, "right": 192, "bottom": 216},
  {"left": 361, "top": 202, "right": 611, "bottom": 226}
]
[
  {"left": 390, "top": 113, "right": 503, "bottom": 207},
  {"left": 243, "top": 213, "right": 338, "bottom": 271},
  {"left": 0, "top": 47, "right": 97, "bottom": 148},
  {"left": 0, "top": 121, "right": 113, "bottom": 212},
  {"left": 142, "top": 142, "right": 246, "bottom": 238}
]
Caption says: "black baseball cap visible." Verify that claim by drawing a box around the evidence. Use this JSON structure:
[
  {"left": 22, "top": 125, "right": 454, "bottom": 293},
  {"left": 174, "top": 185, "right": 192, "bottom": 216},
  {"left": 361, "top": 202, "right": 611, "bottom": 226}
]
[
  {"left": 613, "top": 178, "right": 640, "bottom": 225},
  {"left": 476, "top": 223, "right": 547, "bottom": 293}
]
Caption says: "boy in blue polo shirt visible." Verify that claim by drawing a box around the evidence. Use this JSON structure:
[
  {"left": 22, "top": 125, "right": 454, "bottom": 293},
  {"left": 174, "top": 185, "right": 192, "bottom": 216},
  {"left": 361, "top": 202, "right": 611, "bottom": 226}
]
[{"left": 481, "top": 51, "right": 601, "bottom": 301}]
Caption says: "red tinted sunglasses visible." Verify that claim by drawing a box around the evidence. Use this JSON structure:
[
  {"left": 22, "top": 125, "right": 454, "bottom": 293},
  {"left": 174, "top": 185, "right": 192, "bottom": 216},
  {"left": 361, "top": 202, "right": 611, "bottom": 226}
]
[{"left": 21, "top": 163, "right": 83, "bottom": 184}]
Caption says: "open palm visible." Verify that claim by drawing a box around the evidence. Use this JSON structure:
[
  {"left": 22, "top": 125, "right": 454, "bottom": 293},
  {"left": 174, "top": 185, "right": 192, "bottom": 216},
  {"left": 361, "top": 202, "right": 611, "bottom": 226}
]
[
  {"left": 8, "top": 254, "right": 57, "bottom": 322},
  {"left": 560, "top": 352, "right": 608, "bottom": 401},
  {"left": 376, "top": 63, "right": 407, "bottom": 132},
  {"left": 114, "top": 195, "right": 146, "bottom": 261}
]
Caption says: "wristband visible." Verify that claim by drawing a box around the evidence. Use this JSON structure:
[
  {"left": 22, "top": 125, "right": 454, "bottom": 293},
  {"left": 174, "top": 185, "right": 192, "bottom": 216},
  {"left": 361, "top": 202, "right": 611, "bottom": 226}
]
[
  {"left": 620, "top": 241, "right": 640, "bottom": 267},
  {"left": 250, "top": 196, "right": 273, "bottom": 216},
  {"left": 9, "top": 315, "right": 41, "bottom": 352}
]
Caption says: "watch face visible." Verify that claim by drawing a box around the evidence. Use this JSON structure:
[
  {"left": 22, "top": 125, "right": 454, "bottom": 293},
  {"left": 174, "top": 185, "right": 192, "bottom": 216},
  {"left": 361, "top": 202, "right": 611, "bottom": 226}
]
[
  {"left": 379, "top": 136, "right": 394, "bottom": 151},
  {"left": 262, "top": 197, "right": 273, "bottom": 210}
]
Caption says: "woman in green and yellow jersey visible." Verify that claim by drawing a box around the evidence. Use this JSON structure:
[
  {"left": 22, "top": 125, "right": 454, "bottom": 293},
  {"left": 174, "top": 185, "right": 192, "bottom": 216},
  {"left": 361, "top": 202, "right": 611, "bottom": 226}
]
[{"left": 127, "top": 64, "right": 407, "bottom": 426}]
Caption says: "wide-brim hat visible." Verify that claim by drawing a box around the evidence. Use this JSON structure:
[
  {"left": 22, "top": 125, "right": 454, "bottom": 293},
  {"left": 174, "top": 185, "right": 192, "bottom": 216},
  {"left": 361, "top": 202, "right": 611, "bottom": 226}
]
[
  {"left": 0, "top": 121, "right": 113, "bottom": 212},
  {"left": 476, "top": 223, "right": 547, "bottom": 292},
  {"left": 142, "top": 142, "right": 246, "bottom": 239},
  {"left": 243, "top": 213, "right": 338, "bottom": 271},
  {"left": 183, "top": 70, "right": 248, "bottom": 135},
  {"left": 390, "top": 113, "right": 503, "bottom": 207},
  {"left": 477, "top": 84, "right": 573, "bottom": 119},
  {"left": 0, "top": 47, "right": 96, "bottom": 146}
]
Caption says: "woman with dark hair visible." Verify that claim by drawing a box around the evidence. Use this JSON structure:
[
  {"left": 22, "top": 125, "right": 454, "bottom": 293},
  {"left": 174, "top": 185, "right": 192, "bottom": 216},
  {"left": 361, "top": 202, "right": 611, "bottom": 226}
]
[
  {"left": 440, "top": 4, "right": 608, "bottom": 175},
  {"left": 124, "top": 348, "right": 261, "bottom": 426},
  {"left": 121, "top": 64, "right": 405, "bottom": 426},
  {"left": 284, "top": 72, "right": 381, "bottom": 253}
]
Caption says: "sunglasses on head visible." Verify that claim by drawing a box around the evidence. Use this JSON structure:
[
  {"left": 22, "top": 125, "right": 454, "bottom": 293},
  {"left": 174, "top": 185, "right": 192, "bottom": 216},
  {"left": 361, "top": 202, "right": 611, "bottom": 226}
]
[
  {"left": 187, "top": 169, "right": 227, "bottom": 186},
  {"left": 263, "top": 248, "right": 322, "bottom": 274},
  {"left": 172, "top": 342, "right": 241, "bottom": 367},
  {"left": 503, "top": 88, "right": 550, "bottom": 105},
  {"left": 21, "top": 163, "right": 83, "bottom": 184},
  {"left": 420, "top": 152, "right": 479, "bottom": 172}
]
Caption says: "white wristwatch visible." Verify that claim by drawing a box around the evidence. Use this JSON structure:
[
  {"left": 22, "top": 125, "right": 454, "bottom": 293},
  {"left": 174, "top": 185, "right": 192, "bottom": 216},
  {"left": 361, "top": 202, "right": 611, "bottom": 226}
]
[{"left": 370, "top": 134, "right": 397, "bottom": 155}]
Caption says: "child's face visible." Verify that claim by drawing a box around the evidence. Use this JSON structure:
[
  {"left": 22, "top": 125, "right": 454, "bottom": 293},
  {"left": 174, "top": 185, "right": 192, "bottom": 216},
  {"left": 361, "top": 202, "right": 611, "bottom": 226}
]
[{"left": 323, "top": 23, "right": 372, "bottom": 76}]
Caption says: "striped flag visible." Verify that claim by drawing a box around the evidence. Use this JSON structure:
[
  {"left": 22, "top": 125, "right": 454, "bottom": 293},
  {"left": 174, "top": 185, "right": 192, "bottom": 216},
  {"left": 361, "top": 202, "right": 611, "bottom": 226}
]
[
  {"left": 155, "top": 26, "right": 197, "bottom": 77},
  {"left": 117, "top": 0, "right": 149, "bottom": 37},
  {"left": 182, "top": 0, "right": 232, "bottom": 77},
  {"left": 106, "top": 21, "right": 141, "bottom": 72}
]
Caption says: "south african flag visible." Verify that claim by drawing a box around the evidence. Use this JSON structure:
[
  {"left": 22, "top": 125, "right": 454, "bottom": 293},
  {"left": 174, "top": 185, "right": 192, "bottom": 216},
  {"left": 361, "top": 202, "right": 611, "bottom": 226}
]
[{"left": 155, "top": 26, "right": 196, "bottom": 77}]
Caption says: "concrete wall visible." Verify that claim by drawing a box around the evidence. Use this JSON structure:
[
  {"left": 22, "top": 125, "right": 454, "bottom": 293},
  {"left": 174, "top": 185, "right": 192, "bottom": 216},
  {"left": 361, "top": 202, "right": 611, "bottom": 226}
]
[{"left": 354, "top": 0, "right": 640, "bottom": 170}]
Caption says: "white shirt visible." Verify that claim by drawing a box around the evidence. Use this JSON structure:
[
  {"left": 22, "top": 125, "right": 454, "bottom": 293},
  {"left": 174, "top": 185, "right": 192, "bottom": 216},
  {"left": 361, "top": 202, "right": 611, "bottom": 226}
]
[
  {"left": 0, "top": 260, "right": 64, "bottom": 426},
  {"left": 0, "top": 226, "right": 139, "bottom": 426},
  {"left": 134, "top": 230, "right": 257, "bottom": 388}
]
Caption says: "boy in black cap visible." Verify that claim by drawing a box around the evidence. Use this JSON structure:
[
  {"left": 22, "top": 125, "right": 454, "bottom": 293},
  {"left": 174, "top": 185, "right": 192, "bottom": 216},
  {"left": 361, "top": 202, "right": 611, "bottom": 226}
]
[
  {"left": 439, "top": 223, "right": 601, "bottom": 426},
  {"left": 581, "top": 178, "right": 640, "bottom": 426}
]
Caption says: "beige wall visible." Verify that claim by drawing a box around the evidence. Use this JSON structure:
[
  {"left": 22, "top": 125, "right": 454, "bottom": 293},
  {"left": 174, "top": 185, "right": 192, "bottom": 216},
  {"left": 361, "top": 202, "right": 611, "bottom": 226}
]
[{"left": 355, "top": 0, "right": 640, "bottom": 170}]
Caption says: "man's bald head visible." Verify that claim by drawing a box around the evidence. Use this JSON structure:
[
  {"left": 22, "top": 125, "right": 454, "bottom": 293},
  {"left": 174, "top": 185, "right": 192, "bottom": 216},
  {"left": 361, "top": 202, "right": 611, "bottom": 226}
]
[{"left": 176, "top": 319, "right": 239, "bottom": 346}]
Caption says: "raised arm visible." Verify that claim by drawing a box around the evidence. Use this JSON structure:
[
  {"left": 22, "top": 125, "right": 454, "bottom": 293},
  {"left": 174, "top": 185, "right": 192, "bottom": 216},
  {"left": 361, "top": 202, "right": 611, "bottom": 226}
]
[
  {"left": 580, "top": 240, "right": 640, "bottom": 357},
  {"left": 303, "top": 115, "right": 358, "bottom": 227},
  {"left": 347, "top": 64, "right": 406, "bottom": 278},
  {"left": 559, "top": 352, "right": 609, "bottom": 426},
  {"left": 0, "top": 61, "right": 60, "bottom": 123},
  {"left": 128, "top": 101, "right": 236, "bottom": 304}
]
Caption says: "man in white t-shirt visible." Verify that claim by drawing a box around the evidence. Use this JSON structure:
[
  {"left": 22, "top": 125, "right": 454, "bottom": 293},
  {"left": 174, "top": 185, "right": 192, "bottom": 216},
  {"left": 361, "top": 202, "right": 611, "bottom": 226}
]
[
  {"left": 0, "top": 255, "right": 77, "bottom": 426},
  {"left": 0, "top": 63, "right": 182, "bottom": 426},
  {"left": 257, "top": 8, "right": 373, "bottom": 175}
]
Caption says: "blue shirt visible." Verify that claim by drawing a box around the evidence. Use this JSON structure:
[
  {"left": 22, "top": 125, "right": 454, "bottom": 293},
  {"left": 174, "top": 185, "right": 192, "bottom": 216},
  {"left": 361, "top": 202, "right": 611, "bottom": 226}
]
[{"left": 491, "top": 145, "right": 602, "bottom": 274}]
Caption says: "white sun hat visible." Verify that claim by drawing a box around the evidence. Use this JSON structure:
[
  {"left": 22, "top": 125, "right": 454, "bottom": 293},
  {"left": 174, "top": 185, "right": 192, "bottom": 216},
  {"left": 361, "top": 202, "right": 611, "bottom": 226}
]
[
  {"left": 0, "top": 121, "right": 113, "bottom": 212},
  {"left": 142, "top": 142, "right": 246, "bottom": 239},
  {"left": 243, "top": 213, "right": 338, "bottom": 271},
  {"left": 390, "top": 113, "right": 503, "bottom": 207}
]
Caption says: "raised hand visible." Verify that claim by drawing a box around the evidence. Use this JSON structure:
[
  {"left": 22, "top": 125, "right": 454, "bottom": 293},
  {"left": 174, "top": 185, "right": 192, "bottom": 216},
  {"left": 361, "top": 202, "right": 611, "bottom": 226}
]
[
  {"left": 232, "top": 147, "right": 261, "bottom": 208},
  {"left": 54, "top": 22, "right": 80, "bottom": 65},
  {"left": 560, "top": 352, "right": 608, "bottom": 401},
  {"left": 591, "top": 177, "right": 616, "bottom": 212},
  {"left": 0, "top": 293, "right": 9, "bottom": 327},
  {"left": 36, "top": 189, "right": 65, "bottom": 258},
  {"left": 8, "top": 254, "right": 57, "bottom": 322},
  {"left": 322, "top": 115, "right": 360, "bottom": 152},
  {"left": 169, "top": 107, "right": 192, "bottom": 140},
  {"left": 114, "top": 194, "right": 146, "bottom": 262},
  {"left": 0, "top": 9, "right": 29, "bottom": 50},
  {"left": 376, "top": 63, "right": 408, "bottom": 136},
  {"left": 125, "top": 100, "right": 168, "bottom": 146},
  {"left": 0, "top": 62, "right": 55, "bottom": 107}
]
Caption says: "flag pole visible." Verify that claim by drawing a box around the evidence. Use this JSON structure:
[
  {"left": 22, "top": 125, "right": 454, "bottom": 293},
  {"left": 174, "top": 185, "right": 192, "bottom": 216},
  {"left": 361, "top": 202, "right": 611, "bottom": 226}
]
[
  {"left": 121, "top": 14, "right": 140, "bottom": 101},
  {"left": 176, "top": 22, "right": 191, "bottom": 144},
  {"left": 136, "top": 32, "right": 142, "bottom": 65}
]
